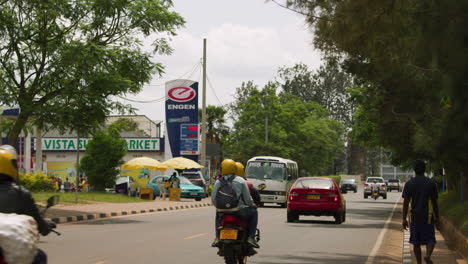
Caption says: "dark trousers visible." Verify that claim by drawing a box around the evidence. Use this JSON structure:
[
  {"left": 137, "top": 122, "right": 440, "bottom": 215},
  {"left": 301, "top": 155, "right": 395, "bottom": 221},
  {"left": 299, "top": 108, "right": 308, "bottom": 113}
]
[{"left": 215, "top": 207, "right": 258, "bottom": 238}]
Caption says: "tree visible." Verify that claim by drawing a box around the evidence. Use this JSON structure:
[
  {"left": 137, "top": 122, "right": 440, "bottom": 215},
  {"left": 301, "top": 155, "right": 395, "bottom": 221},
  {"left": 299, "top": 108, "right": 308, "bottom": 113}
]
[
  {"left": 226, "top": 82, "right": 344, "bottom": 175},
  {"left": 110, "top": 118, "right": 146, "bottom": 135},
  {"left": 278, "top": 61, "right": 356, "bottom": 127},
  {"left": 198, "top": 105, "right": 229, "bottom": 144},
  {"left": 80, "top": 127, "right": 127, "bottom": 191},
  {"left": 0, "top": 0, "right": 185, "bottom": 145},
  {"left": 278, "top": 0, "right": 468, "bottom": 193}
]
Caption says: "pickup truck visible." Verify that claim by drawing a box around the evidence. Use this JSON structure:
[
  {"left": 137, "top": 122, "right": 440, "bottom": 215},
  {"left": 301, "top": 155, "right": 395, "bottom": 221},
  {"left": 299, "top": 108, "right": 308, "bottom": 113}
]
[{"left": 386, "top": 179, "right": 402, "bottom": 192}]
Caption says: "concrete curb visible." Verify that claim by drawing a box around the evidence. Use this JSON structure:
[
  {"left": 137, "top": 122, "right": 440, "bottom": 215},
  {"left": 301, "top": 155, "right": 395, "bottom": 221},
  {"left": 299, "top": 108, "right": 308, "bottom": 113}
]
[
  {"left": 50, "top": 202, "right": 212, "bottom": 224},
  {"left": 440, "top": 216, "right": 468, "bottom": 261},
  {"left": 402, "top": 229, "right": 412, "bottom": 264}
]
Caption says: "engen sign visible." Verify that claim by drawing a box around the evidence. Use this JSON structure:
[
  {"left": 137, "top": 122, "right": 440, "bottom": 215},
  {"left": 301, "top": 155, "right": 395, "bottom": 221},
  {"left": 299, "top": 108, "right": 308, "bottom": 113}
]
[
  {"left": 37, "top": 138, "right": 161, "bottom": 151},
  {"left": 165, "top": 80, "right": 199, "bottom": 160}
]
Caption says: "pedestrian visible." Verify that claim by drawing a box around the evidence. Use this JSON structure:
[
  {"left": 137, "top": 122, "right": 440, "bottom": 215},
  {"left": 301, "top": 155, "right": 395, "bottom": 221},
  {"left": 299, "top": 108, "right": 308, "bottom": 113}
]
[
  {"left": 402, "top": 160, "right": 440, "bottom": 264},
  {"left": 169, "top": 172, "right": 180, "bottom": 188},
  {"left": 63, "top": 177, "right": 71, "bottom": 192},
  {"left": 159, "top": 177, "right": 168, "bottom": 200}
]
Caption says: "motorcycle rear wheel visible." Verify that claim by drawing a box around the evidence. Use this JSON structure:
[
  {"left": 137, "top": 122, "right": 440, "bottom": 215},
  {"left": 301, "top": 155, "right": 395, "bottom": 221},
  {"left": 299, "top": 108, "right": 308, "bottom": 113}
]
[{"left": 224, "top": 247, "right": 237, "bottom": 264}]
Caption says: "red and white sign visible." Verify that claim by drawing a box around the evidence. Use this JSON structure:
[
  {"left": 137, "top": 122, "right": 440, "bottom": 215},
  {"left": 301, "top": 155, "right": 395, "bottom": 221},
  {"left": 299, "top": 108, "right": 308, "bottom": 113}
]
[{"left": 167, "top": 87, "right": 196, "bottom": 102}]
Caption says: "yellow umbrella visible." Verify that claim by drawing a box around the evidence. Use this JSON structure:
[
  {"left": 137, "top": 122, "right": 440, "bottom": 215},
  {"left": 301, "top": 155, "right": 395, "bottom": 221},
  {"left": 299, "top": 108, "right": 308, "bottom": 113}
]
[
  {"left": 122, "top": 157, "right": 167, "bottom": 171},
  {"left": 162, "top": 157, "right": 204, "bottom": 169}
]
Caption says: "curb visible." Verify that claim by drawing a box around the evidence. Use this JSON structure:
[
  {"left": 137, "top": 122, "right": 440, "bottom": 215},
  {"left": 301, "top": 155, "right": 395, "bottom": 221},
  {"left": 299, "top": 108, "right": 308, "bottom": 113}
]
[
  {"left": 440, "top": 216, "right": 468, "bottom": 261},
  {"left": 402, "top": 229, "right": 412, "bottom": 264},
  {"left": 50, "top": 202, "right": 212, "bottom": 224}
]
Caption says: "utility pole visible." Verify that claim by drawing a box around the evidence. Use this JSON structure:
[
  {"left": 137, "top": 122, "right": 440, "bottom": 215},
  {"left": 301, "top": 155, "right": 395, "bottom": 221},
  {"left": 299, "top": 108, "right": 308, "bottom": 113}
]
[
  {"left": 201, "top": 38, "right": 207, "bottom": 180},
  {"left": 75, "top": 135, "right": 80, "bottom": 203}
]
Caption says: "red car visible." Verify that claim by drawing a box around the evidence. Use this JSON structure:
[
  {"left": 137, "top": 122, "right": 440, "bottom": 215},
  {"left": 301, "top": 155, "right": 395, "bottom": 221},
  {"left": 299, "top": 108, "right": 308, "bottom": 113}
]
[{"left": 287, "top": 177, "right": 346, "bottom": 224}]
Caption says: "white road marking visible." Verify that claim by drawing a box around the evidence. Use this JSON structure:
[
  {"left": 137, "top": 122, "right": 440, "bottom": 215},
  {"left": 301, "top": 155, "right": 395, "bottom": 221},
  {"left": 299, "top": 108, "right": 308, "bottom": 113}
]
[
  {"left": 184, "top": 233, "right": 208, "bottom": 240},
  {"left": 365, "top": 194, "right": 401, "bottom": 264}
]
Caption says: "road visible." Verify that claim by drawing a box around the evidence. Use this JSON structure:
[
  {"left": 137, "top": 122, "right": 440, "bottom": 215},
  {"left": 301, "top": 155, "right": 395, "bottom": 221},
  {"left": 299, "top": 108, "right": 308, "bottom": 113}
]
[{"left": 41, "top": 189, "right": 401, "bottom": 264}]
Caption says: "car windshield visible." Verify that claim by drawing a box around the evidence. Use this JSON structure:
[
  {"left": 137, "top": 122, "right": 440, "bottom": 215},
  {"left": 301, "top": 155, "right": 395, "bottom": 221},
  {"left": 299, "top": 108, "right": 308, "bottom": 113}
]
[
  {"left": 182, "top": 173, "right": 201, "bottom": 180},
  {"left": 295, "top": 178, "right": 334, "bottom": 189},
  {"left": 367, "top": 178, "right": 384, "bottom": 183},
  {"left": 246, "top": 161, "right": 286, "bottom": 180},
  {"left": 342, "top": 179, "right": 355, "bottom": 184},
  {"left": 178, "top": 176, "right": 193, "bottom": 185}
]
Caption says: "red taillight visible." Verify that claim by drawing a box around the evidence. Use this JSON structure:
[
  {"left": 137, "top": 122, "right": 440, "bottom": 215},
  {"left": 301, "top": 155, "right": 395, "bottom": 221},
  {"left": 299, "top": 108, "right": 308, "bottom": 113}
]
[
  {"left": 364, "top": 184, "right": 369, "bottom": 187},
  {"left": 328, "top": 193, "right": 339, "bottom": 202},
  {"left": 381, "top": 184, "right": 386, "bottom": 187},
  {"left": 289, "top": 192, "right": 299, "bottom": 201},
  {"left": 221, "top": 215, "right": 242, "bottom": 226}
]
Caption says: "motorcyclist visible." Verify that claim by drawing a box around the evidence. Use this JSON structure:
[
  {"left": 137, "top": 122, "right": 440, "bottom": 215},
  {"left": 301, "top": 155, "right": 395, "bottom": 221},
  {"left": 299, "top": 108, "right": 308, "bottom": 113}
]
[
  {"left": 211, "top": 159, "right": 259, "bottom": 248},
  {"left": 0, "top": 145, "right": 55, "bottom": 264},
  {"left": 371, "top": 179, "right": 380, "bottom": 195},
  {"left": 235, "top": 162, "right": 261, "bottom": 207}
]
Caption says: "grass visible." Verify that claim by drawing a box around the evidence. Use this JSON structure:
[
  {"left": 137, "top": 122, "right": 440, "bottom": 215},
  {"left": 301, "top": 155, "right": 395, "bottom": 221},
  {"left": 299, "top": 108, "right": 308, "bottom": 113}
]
[
  {"left": 439, "top": 191, "right": 468, "bottom": 237},
  {"left": 32, "top": 192, "right": 152, "bottom": 204}
]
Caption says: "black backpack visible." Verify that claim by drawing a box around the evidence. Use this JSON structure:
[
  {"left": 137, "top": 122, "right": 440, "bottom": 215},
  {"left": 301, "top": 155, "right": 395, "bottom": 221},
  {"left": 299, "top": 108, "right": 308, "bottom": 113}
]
[{"left": 215, "top": 175, "right": 240, "bottom": 209}]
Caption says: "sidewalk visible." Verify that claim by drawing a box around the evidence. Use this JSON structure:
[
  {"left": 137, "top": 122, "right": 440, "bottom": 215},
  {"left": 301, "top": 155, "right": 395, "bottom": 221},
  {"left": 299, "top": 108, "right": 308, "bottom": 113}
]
[
  {"left": 373, "top": 198, "right": 466, "bottom": 264},
  {"left": 45, "top": 197, "right": 212, "bottom": 224}
]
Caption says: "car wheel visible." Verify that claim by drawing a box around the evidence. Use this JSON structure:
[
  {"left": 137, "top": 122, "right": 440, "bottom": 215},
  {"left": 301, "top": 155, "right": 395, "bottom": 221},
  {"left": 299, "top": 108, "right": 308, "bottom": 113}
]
[
  {"left": 334, "top": 212, "right": 343, "bottom": 224},
  {"left": 195, "top": 198, "right": 202, "bottom": 201},
  {"left": 342, "top": 210, "right": 346, "bottom": 223},
  {"left": 354, "top": 189, "right": 357, "bottom": 193},
  {"left": 287, "top": 211, "right": 298, "bottom": 222},
  {"left": 383, "top": 194, "right": 387, "bottom": 199},
  {"left": 280, "top": 203, "right": 287, "bottom": 208},
  {"left": 258, "top": 202, "right": 264, "bottom": 207},
  {"left": 364, "top": 194, "right": 368, "bottom": 199}
]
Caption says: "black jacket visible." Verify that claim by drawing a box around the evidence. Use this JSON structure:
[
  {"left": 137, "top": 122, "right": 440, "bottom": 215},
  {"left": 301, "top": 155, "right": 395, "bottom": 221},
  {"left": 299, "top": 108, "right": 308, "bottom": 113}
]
[{"left": 0, "top": 175, "right": 51, "bottom": 236}]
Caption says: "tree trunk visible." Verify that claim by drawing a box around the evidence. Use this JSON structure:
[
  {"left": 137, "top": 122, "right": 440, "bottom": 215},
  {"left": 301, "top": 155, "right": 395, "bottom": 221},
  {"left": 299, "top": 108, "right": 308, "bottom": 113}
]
[{"left": 7, "top": 113, "right": 30, "bottom": 146}]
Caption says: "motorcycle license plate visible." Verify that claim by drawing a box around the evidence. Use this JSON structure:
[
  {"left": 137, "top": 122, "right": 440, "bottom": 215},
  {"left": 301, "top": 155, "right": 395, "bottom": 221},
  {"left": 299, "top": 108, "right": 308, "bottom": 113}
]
[
  {"left": 307, "top": 194, "right": 320, "bottom": 200},
  {"left": 220, "top": 229, "right": 238, "bottom": 240}
]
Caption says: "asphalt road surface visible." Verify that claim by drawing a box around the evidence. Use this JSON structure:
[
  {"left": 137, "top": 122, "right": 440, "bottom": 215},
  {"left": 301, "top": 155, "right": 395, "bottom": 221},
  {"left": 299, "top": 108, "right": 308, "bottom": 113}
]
[{"left": 41, "top": 189, "right": 401, "bottom": 264}]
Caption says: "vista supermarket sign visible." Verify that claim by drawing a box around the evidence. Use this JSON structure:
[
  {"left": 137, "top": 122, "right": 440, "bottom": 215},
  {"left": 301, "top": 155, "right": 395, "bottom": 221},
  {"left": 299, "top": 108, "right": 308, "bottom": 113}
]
[{"left": 38, "top": 138, "right": 161, "bottom": 151}]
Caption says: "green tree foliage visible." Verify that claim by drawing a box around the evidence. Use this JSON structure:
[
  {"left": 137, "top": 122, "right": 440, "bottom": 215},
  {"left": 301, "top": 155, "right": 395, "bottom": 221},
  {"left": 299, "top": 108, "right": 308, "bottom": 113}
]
[
  {"left": 226, "top": 82, "right": 344, "bottom": 175},
  {"left": 110, "top": 118, "right": 146, "bottom": 135},
  {"left": 80, "top": 128, "right": 127, "bottom": 191},
  {"left": 278, "top": 61, "right": 356, "bottom": 128},
  {"left": 198, "top": 105, "right": 229, "bottom": 144},
  {"left": 0, "top": 0, "right": 185, "bottom": 145},
  {"left": 280, "top": 0, "right": 468, "bottom": 191}
]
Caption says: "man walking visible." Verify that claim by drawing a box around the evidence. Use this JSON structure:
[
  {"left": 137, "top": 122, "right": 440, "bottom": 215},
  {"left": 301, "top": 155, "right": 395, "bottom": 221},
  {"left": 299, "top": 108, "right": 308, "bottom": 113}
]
[{"left": 402, "top": 160, "right": 440, "bottom": 264}]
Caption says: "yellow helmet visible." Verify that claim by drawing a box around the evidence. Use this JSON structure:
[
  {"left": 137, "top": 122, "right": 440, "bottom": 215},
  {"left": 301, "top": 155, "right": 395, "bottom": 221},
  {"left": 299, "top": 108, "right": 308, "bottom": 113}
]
[
  {"left": 0, "top": 145, "right": 18, "bottom": 181},
  {"left": 221, "top": 159, "right": 237, "bottom": 175},
  {"left": 235, "top": 162, "right": 245, "bottom": 178}
]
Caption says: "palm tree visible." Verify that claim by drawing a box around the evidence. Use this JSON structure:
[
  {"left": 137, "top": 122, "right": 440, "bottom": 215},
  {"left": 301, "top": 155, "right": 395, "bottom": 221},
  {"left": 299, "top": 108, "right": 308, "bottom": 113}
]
[{"left": 199, "top": 105, "right": 229, "bottom": 144}]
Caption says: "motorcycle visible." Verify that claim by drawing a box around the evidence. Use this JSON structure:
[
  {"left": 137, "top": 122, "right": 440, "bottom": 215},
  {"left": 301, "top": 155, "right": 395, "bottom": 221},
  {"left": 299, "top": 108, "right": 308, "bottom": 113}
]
[
  {"left": 0, "top": 195, "right": 61, "bottom": 264},
  {"left": 371, "top": 187, "right": 380, "bottom": 200},
  {"left": 216, "top": 212, "right": 260, "bottom": 264}
]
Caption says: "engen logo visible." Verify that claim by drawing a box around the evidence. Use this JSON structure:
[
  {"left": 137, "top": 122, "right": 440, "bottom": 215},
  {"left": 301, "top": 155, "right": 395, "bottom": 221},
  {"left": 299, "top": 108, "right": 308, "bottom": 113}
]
[{"left": 167, "top": 87, "right": 196, "bottom": 102}]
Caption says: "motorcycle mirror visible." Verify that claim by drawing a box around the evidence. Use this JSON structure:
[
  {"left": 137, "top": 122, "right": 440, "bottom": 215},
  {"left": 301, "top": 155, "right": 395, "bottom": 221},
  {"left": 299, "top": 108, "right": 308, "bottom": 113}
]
[
  {"left": 258, "top": 183, "right": 266, "bottom": 190},
  {"left": 46, "top": 195, "right": 60, "bottom": 209}
]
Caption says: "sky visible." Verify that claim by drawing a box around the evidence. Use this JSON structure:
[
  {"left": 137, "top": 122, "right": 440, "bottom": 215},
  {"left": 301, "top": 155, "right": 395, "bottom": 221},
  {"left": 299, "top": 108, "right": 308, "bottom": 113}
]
[{"left": 118, "top": 0, "right": 323, "bottom": 123}]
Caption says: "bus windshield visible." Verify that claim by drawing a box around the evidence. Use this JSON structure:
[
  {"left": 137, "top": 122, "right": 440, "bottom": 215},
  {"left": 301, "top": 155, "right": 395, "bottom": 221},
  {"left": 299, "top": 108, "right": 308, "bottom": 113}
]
[{"left": 246, "top": 161, "right": 286, "bottom": 180}]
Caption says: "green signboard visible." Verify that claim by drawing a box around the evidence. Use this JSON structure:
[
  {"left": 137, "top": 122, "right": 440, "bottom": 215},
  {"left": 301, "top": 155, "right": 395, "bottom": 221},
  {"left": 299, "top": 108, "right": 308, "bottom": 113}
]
[{"left": 38, "top": 138, "right": 161, "bottom": 151}]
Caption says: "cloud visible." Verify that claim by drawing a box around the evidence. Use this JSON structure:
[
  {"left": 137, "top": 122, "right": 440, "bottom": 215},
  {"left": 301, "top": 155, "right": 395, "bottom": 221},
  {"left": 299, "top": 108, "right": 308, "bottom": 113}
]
[{"left": 124, "top": 22, "right": 322, "bottom": 123}]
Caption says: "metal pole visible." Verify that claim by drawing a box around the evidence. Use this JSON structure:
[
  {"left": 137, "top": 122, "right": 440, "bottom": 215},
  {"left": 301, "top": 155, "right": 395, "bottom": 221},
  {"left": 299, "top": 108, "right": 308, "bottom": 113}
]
[
  {"left": 75, "top": 135, "right": 80, "bottom": 203},
  {"left": 201, "top": 38, "right": 207, "bottom": 179},
  {"left": 35, "top": 127, "right": 42, "bottom": 173}
]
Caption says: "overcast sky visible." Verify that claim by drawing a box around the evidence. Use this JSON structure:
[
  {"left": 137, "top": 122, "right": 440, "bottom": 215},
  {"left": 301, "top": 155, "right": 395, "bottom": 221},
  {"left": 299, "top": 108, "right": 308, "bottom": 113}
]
[{"left": 119, "top": 0, "right": 323, "bottom": 122}]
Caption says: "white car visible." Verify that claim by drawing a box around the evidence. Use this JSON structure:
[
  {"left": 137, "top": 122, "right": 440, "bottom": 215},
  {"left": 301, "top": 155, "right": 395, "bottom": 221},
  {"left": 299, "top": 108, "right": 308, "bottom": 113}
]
[
  {"left": 364, "top": 177, "right": 387, "bottom": 199},
  {"left": 113, "top": 176, "right": 138, "bottom": 196}
]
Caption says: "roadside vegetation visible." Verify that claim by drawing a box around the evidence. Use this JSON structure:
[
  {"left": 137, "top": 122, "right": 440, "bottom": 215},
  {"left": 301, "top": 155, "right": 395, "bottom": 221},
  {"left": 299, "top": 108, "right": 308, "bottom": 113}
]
[
  {"left": 439, "top": 192, "right": 468, "bottom": 237},
  {"left": 32, "top": 192, "right": 150, "bottom": 204}
]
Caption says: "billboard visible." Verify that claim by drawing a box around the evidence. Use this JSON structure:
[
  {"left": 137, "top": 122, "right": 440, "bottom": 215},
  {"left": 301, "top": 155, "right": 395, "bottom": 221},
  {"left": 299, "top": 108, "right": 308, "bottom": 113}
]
[{"left": 165, "top": 80, "right": 199, "bottom": 161}]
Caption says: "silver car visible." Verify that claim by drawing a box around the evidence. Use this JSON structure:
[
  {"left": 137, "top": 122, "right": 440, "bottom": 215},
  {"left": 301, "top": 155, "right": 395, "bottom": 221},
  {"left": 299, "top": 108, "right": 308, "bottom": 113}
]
[{"left": 364, "top": 177, "right": 387, "bottom": 199}]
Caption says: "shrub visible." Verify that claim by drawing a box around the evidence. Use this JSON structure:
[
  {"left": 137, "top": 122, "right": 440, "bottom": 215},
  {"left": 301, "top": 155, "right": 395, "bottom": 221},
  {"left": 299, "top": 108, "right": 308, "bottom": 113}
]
[{"left": 19, "top": 172, "right": 57, "bottom": 192}]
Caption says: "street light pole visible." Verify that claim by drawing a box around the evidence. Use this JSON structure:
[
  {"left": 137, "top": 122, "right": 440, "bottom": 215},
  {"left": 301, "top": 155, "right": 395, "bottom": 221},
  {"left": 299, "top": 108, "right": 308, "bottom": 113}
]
[{"left": 75, "top": 135, "right": 80, "bottom": 203}]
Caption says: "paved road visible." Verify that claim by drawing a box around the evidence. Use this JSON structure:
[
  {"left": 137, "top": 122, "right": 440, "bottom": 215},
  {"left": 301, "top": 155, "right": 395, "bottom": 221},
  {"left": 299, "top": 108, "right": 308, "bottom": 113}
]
[{"left": 41, "top": 189, "right": 402, "bottom": 264}]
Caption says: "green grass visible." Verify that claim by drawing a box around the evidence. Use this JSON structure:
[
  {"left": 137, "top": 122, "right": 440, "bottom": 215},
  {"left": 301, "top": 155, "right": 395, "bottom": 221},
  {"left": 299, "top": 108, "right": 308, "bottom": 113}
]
[
  {"left": 439, "top": 191, "right": 468, "bottom": 237},
  {"left": 32, "top": 192, "right": 152, "bottom": 204}
]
